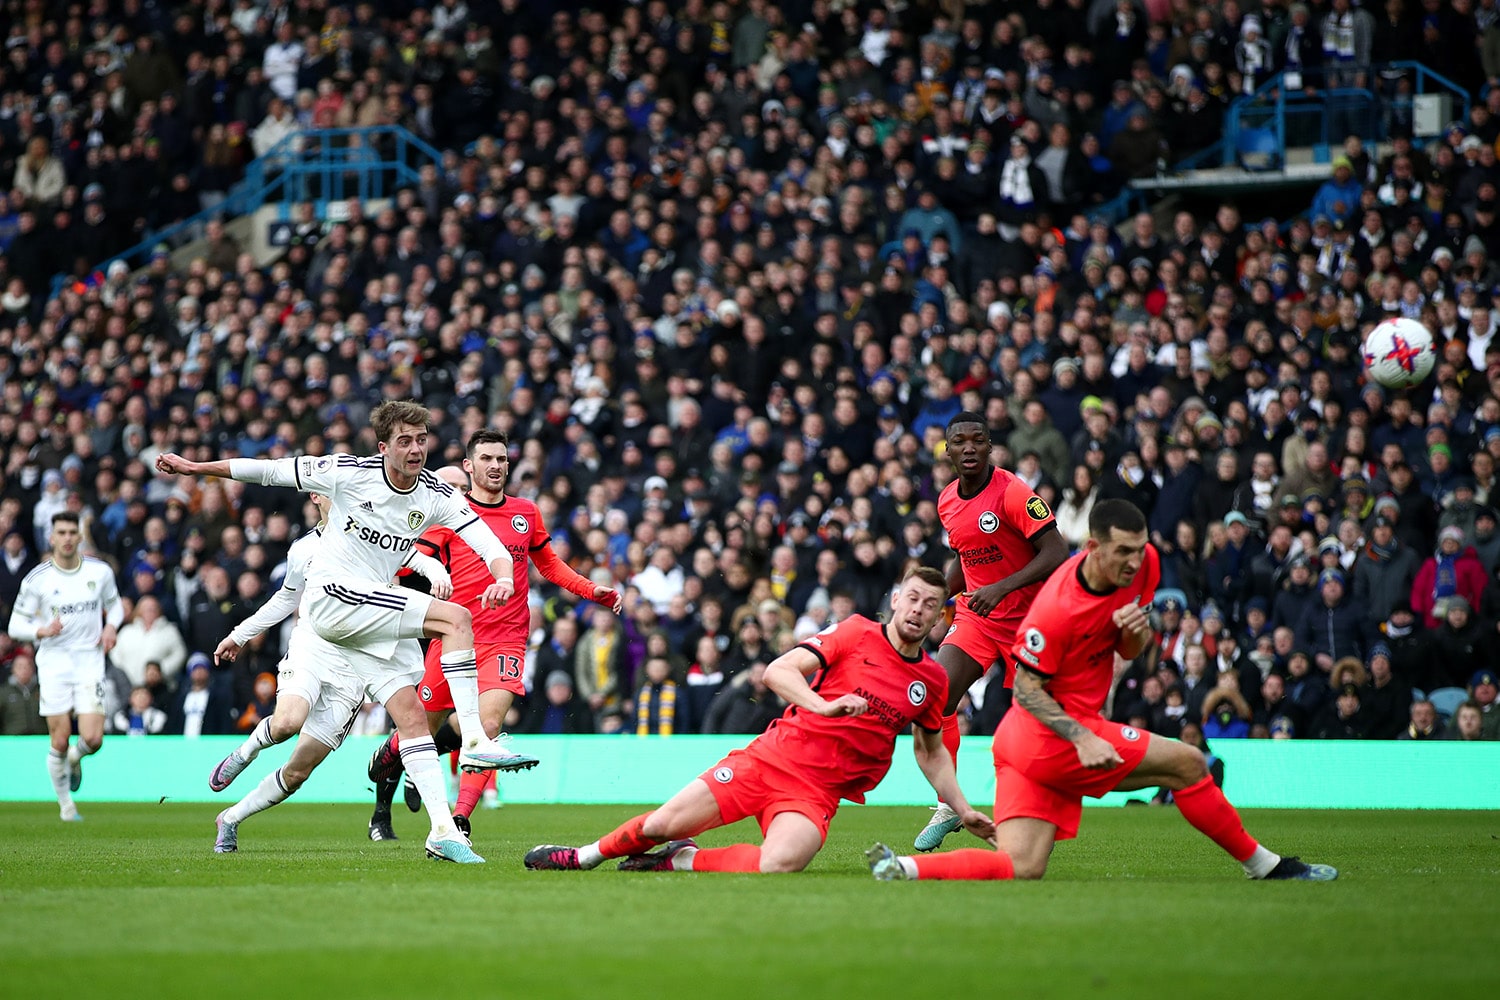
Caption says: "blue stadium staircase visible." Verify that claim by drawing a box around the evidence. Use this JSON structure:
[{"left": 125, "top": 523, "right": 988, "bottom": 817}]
[{"left": 63, "top": 125, "right": 444, "bottom": 287}]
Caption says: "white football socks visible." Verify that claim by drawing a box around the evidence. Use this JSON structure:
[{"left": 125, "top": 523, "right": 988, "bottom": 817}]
[
  {"left": 224, "top": 767, "right": 291, "bottom": 824},
  {"left": 400, "top": 734, "right": 457, "bottom": 837},
  {"left": 439, "top": 649, "right": 484, "bottom": 750},
  {"left": 47, "top": 749, "right": 75, "bottom": 814},
  {"left": 1242, "top": 844, "right": 1281, "bottom": 879},
  {"left": 236, "top": 717, "right": 278, "bottom": 764}
]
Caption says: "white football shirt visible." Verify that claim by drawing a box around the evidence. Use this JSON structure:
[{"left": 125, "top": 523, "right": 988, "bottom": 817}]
[
  {"left": 8, "top": 557, "right": 122, "bottom": 669},
  {"left": 241, "top": 455, "right": 508, "bottom": 591}
]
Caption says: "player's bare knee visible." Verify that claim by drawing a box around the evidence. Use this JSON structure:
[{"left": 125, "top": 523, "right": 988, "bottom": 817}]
[
  {"left": 641, "top": 809, "right": 680, "bottom": 840},
  {"left": 481, "top": 715, "right": 502, "bottom": 739},
  {"left": 281, "top": 763, "right": 311, "bottom": 790},
  {"left": 268, "top": 715, "right": 300, "bottom": 743},
  {"left": 1168, "top": 745, "right": 1210, "bottom": 789},
  {"left": 758, "top": 853, "right": 809, "bottom": 874},
  {"left": 1010, "top": 855, "right": 1048, "bottom": 880}
]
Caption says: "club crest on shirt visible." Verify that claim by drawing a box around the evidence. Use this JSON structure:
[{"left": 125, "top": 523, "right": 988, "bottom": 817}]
[
  {"left": 1027, "top": 497, "right": 1051, "bottom": 521},
  {"left": 713, "top": 766, "right": 734, "bottom": 783},
  {"left": 907, "top": 680, "right": 927, "bottom": 706},
  {"left": 977, "top": 511, "right": 999, "bottom": 533},
  {"left": 1121, "top": 725, "right": 1141, "bottom": 742},
  {"left": 511, "top": 514, "right": 530, "bottom": 535},
  {"left": 420, "top": 685, "right": 432, "bottom": 701},
  {"left": 87, "top": 580, "right": 96, "bottom": 591},
  {"left": 408, "top": 511, "right": 425, "bottom": 531}
]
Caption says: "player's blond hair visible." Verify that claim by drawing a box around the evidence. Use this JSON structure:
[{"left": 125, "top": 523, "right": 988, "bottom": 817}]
[{"left": 370, "top": 400, "right": 430, "bottom": 443}]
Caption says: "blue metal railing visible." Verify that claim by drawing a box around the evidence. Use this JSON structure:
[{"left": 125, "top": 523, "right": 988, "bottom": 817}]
[
  {"left": 1183, "top": 61, "right": 1471, "bottom": 171},
  {"left": 60, "top": 125, "right": 444, "bottom": 289}
]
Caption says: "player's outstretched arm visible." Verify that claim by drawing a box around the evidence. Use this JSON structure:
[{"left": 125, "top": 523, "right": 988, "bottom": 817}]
[
  {"left": 155, "top": 454, "right": 305, "bottom": 490},
  {"left": 1013, "top": 666, "right": 1124, "bottom": 770},
  {"left": 764, "top": 648, "right": 869, "bottom": 717},
  {"left": 912, "top": 726, "right": 995, "bottom": 843},
  {"left": 533, "top": 542, "right": 622, "bottom": 611}
]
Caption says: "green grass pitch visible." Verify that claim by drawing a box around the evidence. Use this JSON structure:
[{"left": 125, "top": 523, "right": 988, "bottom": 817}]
[{"left": 1, "top": 803, "right": 1495, "bottom": 1000}]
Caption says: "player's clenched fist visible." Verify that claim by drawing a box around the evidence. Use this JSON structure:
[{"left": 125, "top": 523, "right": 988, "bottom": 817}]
[
  {"left": 594, "top": 585, "right": 624, "bottom": 614},
  {"left": 1074, "top": 731, "right": 1125, "bottom": 770},
  {"left": 1111, "top": 601, "right": 1152, "bottom": 644},
  {"left": 481, "top": 579, "right": 515, "bottom": 608},
  {"left": 156, "top": 453, "right": 196, "bottom": 475},
  {"left": 818, "top": 694, "right": 869, "bottom": 717}
]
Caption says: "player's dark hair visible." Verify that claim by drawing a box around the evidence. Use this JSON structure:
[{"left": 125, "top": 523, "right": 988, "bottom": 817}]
[
  {"left": 902, "top": 565, "right": 948, "bottom": 593},
  {"left": 466, "top": 429, "right": 509, "bottom": 457},
  {"left": 1089, "top": 499, "right": 1147, "bottom": 540},
  {"left": 370, "top": 399, "right": 430, "bottom": 443},
  {"left": 945, "top": 411, "right": 988, "bottom": 436},
  {"left": 51, "top": 512, "right": 80, "bottom": 527}
]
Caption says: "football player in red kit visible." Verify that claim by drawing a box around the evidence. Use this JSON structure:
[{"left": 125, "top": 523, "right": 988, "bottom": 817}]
[
  {"left": 366, "top": 431, "right": 621, "bottom": 840},
  {"left": 523, "top": 567, "right": 994, "bottom": 874},
  {"left": 914, "top": 412, "right": 1067, "bottom": 851},
  {"left": 870, "top": 500, "right": 1338, "bottom": 883}
]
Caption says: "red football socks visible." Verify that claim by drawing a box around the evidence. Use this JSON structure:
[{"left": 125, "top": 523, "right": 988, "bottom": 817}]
[
  {"left": 940, "top": 712, "right": 962, "bottom": 769},
  {"left": 598, "top": 813, "right": 661, "bottom": 859},
  {"left": 1173, "top": 775, "right": 1258, "bottom": 863},
  {"left": 687, "top": 844, "right": 761, "bottom": 872},
  {"left": 454, "top": 771, "right": 485, "bottom": 819},
  {"left": 911, "top": 848, "right": 1015, "bottom": 880}
]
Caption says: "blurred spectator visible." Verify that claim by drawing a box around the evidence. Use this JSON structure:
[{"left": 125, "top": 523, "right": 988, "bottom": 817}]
[
  {"left": 112, "top": 595, "right": 188, "bottom": 688},
  {"left": 1466, "top": 669, "right": 1500, "bottom": 739},
  {"left": 702, "top": 661, "right": 783, "bottom": 735},
  {"left": 1411, "top": 525, "right": 1488, "bottom": 629},
  {"left": 166, "top": 654, "right": 232, "bottom": 736},
  {"left": 1397, "top": 699, "right": 1444, "bottom": 740},
  {"left": 521, "top": 671, "right": 594, "bottom": 735},
  {"left": 1360, "top": 643, "right": 1412, "bottom": 739},
  {"left": 236, "top": 672, "right": 277, "bottom": 733},
  {"left": 632, "top": 656, "right": 682, "bottom": 737},
  {"left": 1445, "top": 700, "right": 1491, "bottom": 740},
  {"left": 0, "top": 655, "right": 44, "bottom": 735},
  {"left": 114, "top": 686, "right": 169, "bottom": 736},
  {"left": 1352, "top": 515, "right": 1421, "bottom": 634},
  {"left": 1311, "top": 682, "right": 1372, "bottom": 739},
  {"left": 1424, "top": 598, "right": 1492, "bottom": 688},
  {"left": 575, "top": 609, "right": 623, "bottom": 721},
  {"left": 1296, "top": 567, "right": 1365, "bottom": 669}
]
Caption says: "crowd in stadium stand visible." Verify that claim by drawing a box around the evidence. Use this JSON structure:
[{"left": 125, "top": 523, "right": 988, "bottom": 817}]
[{"left": 1, "top": 0, "right": 1499, "bottom": 748}]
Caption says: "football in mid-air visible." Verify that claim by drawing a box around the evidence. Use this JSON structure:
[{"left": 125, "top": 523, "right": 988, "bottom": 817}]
[{"left": 1363, "top": 317, "right": 1436, "bottom": 389}]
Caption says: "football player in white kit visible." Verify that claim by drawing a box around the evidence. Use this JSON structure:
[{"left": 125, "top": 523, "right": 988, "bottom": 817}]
[
  {"left": 7, "top": 512, "right": 124, "bottom": 821},
  {"left": 155, "top": 400, "right": 516, "bottom": 864},
  {"left": 205, "top": 491, "right": 453, "bottom": 854}
]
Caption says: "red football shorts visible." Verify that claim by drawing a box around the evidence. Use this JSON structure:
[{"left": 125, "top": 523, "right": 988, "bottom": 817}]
[
  {"left": 940, "top": 607, "right": 1022, "bottom": 672},
  {"left": 990, "top": 713, "right": 1153, "bottom": 841},
  {"left": 418, "top": 639, "right": 527, "bottom": 711},
  {"left": 699, "top": 747, "right": 840, "bottom": 843}
]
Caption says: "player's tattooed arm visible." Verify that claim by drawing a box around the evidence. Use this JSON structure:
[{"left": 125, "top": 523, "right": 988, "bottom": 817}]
[{"left": 1012, "top": 666, "right": 1089, "bottom": 743}]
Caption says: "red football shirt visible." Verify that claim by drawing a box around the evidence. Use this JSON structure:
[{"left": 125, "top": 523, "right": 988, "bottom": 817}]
[
  {"left": 751, "top": 615, "right": 948, "bottom": 803},
  {"left": 939, "top": 466, "right": 1057, "bottom": 619},
  {"left": 1009, "top": 545, "right": 1161, "bottom": 733},
  {"left": 415, "top": 495, "right": 550, "bottom": 645}
]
